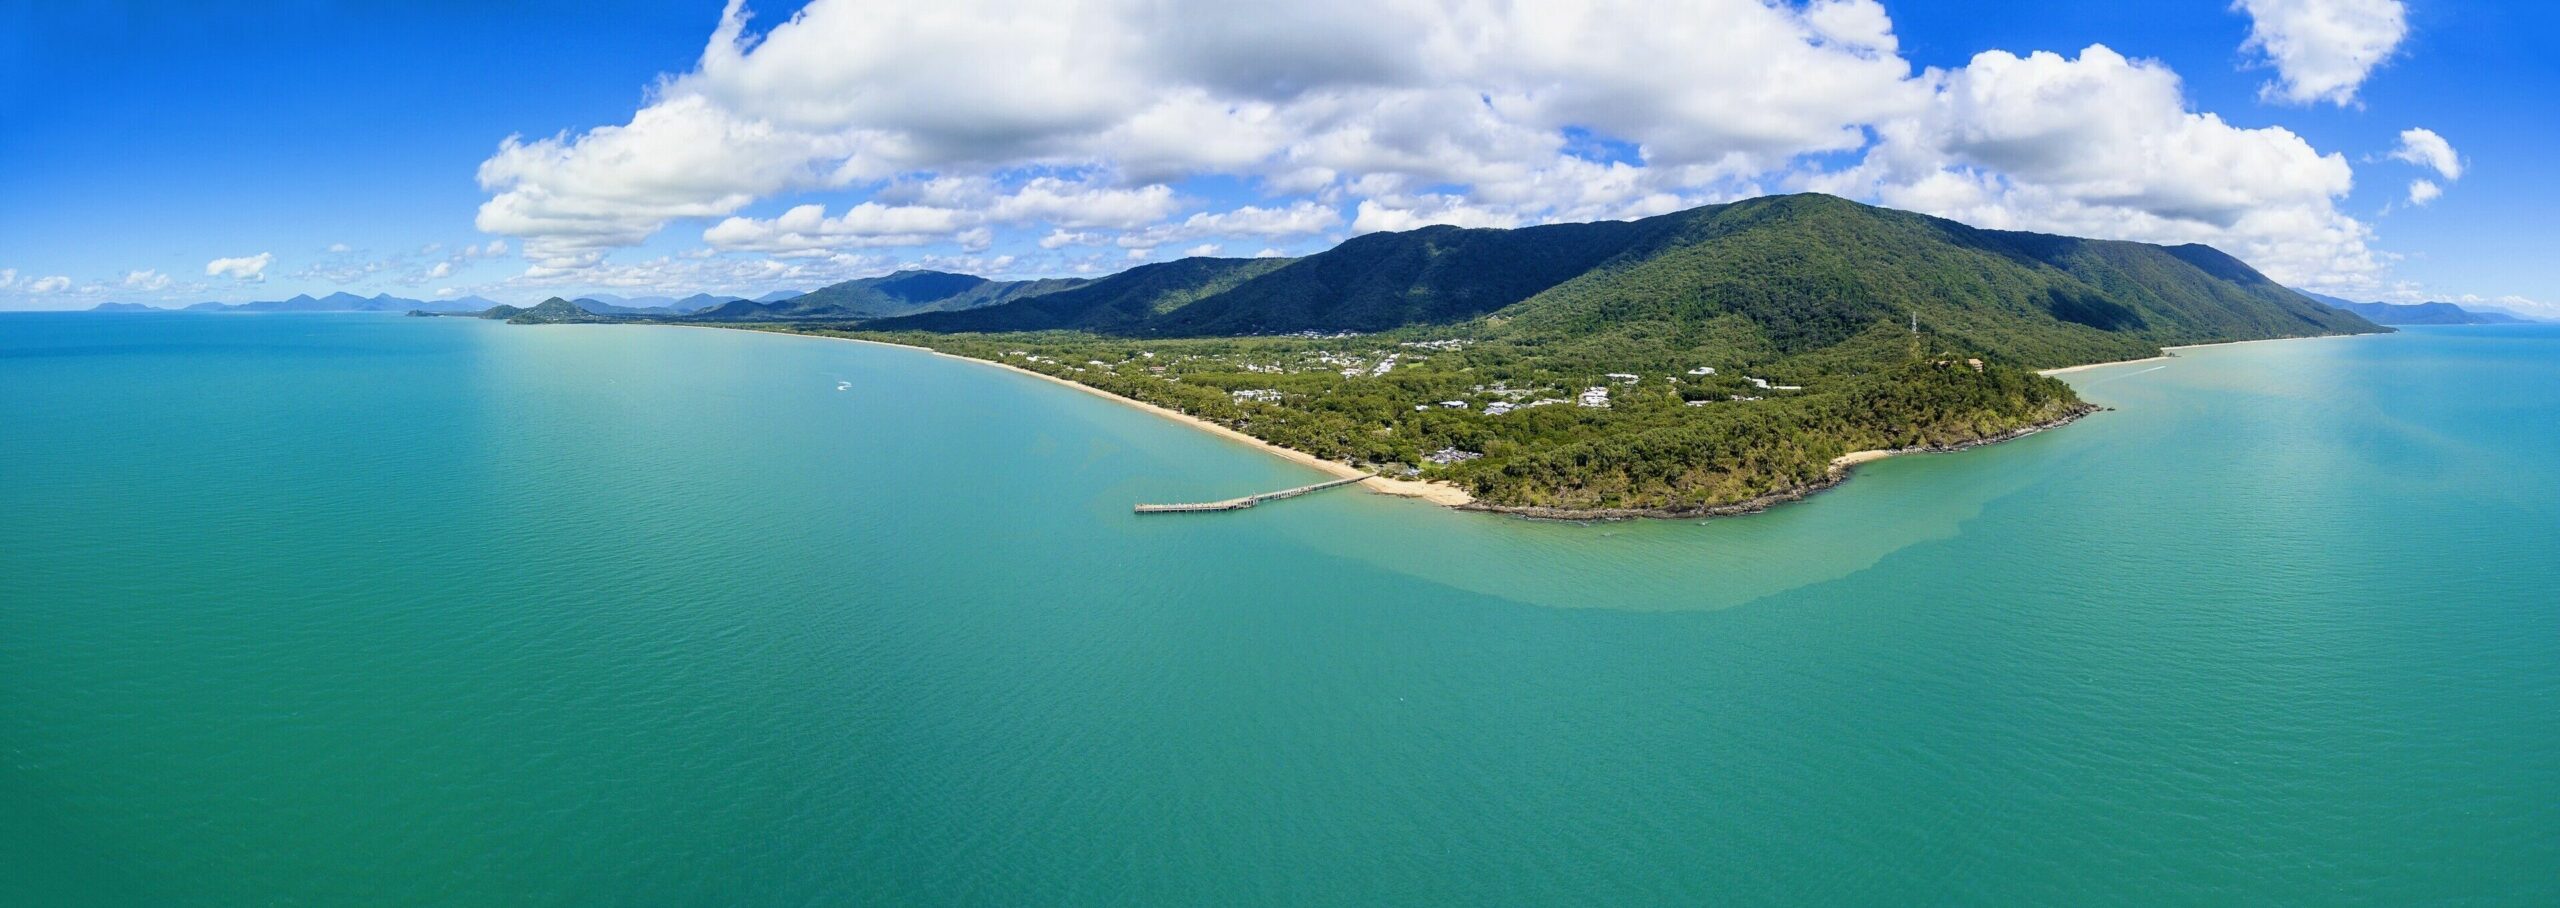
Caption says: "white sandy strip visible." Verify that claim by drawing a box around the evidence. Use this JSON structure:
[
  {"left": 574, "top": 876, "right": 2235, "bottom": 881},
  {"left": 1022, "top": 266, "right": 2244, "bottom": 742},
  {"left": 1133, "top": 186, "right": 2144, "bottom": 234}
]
[
  {"left": 690, "top": 326, "right": 1478, "bottom": 507},
  {"left": 1829, "top": 449, "right": 1898, "bottom": 468},
  {"left": 2039, "top": 355, "right": 2170, "bottom": 376},
  {"left": 2039, "top": 332, "right": 2369, "bottom": 376}
]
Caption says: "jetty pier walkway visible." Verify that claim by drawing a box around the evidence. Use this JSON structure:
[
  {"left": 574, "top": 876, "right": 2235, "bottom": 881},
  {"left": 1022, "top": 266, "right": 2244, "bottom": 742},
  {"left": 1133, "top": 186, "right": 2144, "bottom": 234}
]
[{"left": 1134, "top": 475, "right": 1371, "bottom": 514}]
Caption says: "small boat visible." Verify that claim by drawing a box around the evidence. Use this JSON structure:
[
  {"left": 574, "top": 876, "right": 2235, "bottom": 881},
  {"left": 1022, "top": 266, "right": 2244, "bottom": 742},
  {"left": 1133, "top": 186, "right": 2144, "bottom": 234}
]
[{"left": 836, "top": 381, "right": 851, "bottom": 391}]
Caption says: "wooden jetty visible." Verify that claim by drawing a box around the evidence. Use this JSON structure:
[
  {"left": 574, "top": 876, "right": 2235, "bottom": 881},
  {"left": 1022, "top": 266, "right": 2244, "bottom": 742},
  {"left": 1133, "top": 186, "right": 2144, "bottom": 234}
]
[{"left": 1134, "top": 475, "right": 1370, "bottom": 514}]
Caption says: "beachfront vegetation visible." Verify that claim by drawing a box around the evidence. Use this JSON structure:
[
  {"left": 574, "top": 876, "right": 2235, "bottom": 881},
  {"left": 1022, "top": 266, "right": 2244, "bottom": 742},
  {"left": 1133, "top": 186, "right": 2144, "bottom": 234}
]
[{"left": 788, "top": 322, "right": 2084, "bottom": 512}]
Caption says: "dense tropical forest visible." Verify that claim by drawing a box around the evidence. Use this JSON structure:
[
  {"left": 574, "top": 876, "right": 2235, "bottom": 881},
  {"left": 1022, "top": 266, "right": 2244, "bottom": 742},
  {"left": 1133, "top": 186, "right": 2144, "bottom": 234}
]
[
  {"left": 804, "top": 324, "right": 2090, "bottom": 514},
  {"left": 455, "top": 193, "right": 2387, "bottom": 515}
]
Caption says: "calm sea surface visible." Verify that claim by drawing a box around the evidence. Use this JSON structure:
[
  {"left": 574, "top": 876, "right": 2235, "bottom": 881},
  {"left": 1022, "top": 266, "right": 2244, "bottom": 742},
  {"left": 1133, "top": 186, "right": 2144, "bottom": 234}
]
[{"left": 5, "top": 313, "right": 2556, "bottom": 905}]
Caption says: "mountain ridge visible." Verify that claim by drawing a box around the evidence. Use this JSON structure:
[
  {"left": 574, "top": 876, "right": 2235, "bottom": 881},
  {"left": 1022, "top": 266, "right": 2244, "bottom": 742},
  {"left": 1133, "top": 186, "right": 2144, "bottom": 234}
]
[
  {"left": 2298, "top": 291, "right": 2533, "bottom": 325},
  {"left": 861, "top": 193, "right": 2381, "bottom": 370}
]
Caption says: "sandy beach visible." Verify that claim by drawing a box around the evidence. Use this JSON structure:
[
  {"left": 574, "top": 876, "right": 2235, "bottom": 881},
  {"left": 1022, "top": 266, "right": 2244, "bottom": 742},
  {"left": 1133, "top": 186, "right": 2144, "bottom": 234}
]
[
  {"left": 1830, "top": 449, "right": 1899, "bottom": 468},
  {"left": 655, "top": 325, "right": 2373, "bottom": 515},
  {"left": 2039, "top": 355, "right": 2171, "bottom": 376},
  {"left": 700, "top": 326, "right": 1479, "bottom": 507}
]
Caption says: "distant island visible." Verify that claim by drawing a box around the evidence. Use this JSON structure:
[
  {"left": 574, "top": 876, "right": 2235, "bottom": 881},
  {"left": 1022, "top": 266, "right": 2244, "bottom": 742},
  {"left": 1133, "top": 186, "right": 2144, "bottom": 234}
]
[{"left": 413, "top": 193, "right": 2392, "bottom": 518}]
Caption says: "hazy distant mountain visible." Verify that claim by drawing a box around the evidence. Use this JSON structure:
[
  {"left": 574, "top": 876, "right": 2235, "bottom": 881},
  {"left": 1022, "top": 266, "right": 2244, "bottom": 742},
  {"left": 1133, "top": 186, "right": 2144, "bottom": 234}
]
[
  {"left": 576, "top": 293, "right": 674, "bottom": 309},
  {"left": 89, "top": 302, "right": 164, "bottom": 312},
  {"left": 675, "top": 293, "right": 747, "bottom": 311},
  {"left": 679, "top": 270, "right": 1088, "bottom": 321},
  {"left": 677, "top": 298, "right": 781, "bottom": 320},
  {"left": 572, "top": 293, "right": 745, "bottom": 316},
  {"left": 2299, "top": 291, "right": 2531, "bottom": 325},
  {"left": 754, "top": 290, "right": 805, "bottom": 303},
  {"left": 573, "top": 298, "right": 680, "bottom": 316},
  {"left": 159, "top": 292, "right": 487, "bottom": 314}
]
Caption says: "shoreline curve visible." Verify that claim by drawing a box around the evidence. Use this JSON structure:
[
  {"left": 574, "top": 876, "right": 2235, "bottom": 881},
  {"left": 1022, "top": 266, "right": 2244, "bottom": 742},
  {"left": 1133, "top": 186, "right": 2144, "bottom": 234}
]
[
  {"left": 639, "top": 323, "right": 2357, "bottom": 520},
  {"left": 670, "top": 324, "right": 1479, "bottom": 507}
]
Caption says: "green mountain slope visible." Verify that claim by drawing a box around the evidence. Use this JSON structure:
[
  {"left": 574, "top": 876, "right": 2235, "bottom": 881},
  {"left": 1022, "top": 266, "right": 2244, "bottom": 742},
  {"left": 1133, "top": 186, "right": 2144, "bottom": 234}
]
[
  {"left": 504, "top": 298, "right": 609, "bottom": 324},
  {"left": 859, "top": 194, "right": 2377, "bottom": 371},
  {"left": 878, "top": 257, "right": 1292, "bottom": 332},
  {"left": 1492, "top": 194, "right": 2378, "bottom": 369},
  {"left": 1148, "top": 220, "right": 1660, "bottom": 334}
]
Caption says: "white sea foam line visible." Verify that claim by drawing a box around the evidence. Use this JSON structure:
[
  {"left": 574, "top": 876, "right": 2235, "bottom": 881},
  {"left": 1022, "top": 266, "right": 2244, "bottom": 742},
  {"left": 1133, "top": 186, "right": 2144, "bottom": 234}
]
[{"left": 2090, "top": 365, "right": 2168, "bottom": 384}]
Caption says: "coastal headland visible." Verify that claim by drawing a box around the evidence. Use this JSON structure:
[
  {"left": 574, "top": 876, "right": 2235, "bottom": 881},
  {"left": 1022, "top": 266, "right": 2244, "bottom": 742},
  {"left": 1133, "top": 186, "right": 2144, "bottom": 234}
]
[{"left": 460, "top": 194, "right": 2389, "bottom": 520}]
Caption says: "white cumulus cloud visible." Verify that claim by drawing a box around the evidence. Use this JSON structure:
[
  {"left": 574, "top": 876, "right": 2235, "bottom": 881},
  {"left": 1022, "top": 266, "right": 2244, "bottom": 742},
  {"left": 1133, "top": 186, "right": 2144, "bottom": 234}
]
[
  {"left": 1810, "top": 45, "right": 2377, "bottom": 290},
  {"left": 475, "top": 0, "right": 1919, "bottom": 267},
  {"left": 1040, "top": 229, "right": 1099, "bottom": 250},
  {"left": 2387, "top": 127, "right": 2461, "bottom": 179},
  {"left": 1351, "top": 195, "right": 1527, "bottom": 233},
  {"left": 2406, "top": 179, "right": 2441, "bottom": 206},
  {"left": 704, "top": 201, "right": 974, "bottom": 253},
  {"left": 2234, "top": 0, "right": 2408, "bottom": 106},
  {"left": 460, "top": 0, "right": 2422, "bottom": 302},
  {"left": 1114, "top": 201, "right": 1342, "bottom": 249},
  {"left": 121, "top": 269, "right": 172, "bottom": 291},
  {"left": 205, "top": 252, "right": 273, "bottom": 281}
]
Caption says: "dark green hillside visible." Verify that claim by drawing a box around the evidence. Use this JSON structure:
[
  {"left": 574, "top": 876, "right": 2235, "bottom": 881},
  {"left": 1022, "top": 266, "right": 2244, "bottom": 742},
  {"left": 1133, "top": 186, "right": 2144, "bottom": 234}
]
[
  {"left": 857, "top": 194, "right": 2378, "bottom": 371},
  {"left": 503, "top": 298, "right": 607, "bottom": 324},
  {"left": 1147, "top": 218, "right": 1663, "bottom": 334},
  {"left": 877, "top": 217, "right": 1669, "bottom": 335},
  {"left": 879, "top": 257, "right": 1291, "bottom": 333},
  {"left": 1491, "top": 194, "right": 2375, "bottom": 369}
]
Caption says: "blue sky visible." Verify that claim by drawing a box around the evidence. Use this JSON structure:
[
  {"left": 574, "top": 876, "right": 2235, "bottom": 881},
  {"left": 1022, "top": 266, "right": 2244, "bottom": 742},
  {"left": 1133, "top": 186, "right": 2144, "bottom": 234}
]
[{"left": 2, "top": 0, "right": 2551, "bottom": 313}]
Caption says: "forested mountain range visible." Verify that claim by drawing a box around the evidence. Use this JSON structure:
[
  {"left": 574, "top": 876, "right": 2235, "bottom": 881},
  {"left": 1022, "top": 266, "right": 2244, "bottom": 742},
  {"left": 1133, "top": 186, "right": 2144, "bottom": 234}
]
[{"left": 864, "top": 193, "right": 2377, "bottom": 370}]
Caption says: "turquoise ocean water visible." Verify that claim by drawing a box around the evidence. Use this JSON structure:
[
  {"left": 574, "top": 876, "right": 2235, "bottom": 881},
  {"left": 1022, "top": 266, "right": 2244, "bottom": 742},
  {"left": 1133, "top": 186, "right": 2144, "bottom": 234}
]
[{"left": 4, "top": 313, "right": 2556, "bottom": 904}]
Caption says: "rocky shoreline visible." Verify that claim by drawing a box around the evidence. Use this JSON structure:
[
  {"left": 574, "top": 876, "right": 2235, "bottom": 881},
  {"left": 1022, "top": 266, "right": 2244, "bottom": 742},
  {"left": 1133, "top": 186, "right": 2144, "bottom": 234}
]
[{"left": 1456, "top": 403, "right": 2104, "bottom": 522}]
